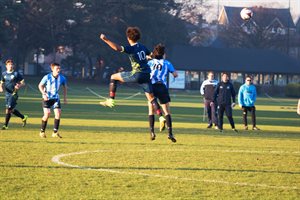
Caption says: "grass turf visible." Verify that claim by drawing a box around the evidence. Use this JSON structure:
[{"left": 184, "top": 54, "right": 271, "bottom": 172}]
[{"left": 0, "top": 80, "right": 299, "bottom": 199}]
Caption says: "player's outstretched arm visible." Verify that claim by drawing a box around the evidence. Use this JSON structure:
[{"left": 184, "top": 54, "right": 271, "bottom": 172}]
[{"left": 100, "top": 34, "right": 122, "bottom": 52}]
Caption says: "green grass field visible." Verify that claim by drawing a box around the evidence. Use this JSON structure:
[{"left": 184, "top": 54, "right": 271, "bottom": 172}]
[{"left": 0, "top": 79, "right": 299, "bottom": 199}]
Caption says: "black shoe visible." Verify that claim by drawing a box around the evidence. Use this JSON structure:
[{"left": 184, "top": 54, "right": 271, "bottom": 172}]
[
  {"left": 150, "top": 132, "right": 156, "bottom": 141},
  {"left": 252, "top": 126, "right": 260, "bottom": 131},
  {"left": 207, "top": 124, "right": 213, "bottom": 128},
  {"left": 232, "top": 128, "right": 238, "bottom": 133},
  {"left": 168, "top": 134, "right": 176, "bottom": 143},
  {"left": 219, "top": 129, "right": 223, "bottom": 133}
]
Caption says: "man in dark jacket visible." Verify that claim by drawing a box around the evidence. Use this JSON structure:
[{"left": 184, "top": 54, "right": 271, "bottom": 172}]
[{"left": 214, "top": 73, "right": 238, "bottom": 132}]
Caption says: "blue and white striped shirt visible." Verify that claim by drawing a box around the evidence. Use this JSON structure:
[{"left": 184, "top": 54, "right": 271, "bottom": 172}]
[
  {"left": 148, "top": 59, "right": 175, "bottom": 87},
  {"left": 39, "top": 73, "right": 66, "bottom": 99}
]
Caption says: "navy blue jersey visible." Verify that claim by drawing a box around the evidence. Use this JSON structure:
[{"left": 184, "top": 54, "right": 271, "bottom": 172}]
[
  {"left": 1, "top": 71, "right": 24, "bottom": 94},
  {"left": 121, "top": 43, "right": 151, "bottom": 73}
]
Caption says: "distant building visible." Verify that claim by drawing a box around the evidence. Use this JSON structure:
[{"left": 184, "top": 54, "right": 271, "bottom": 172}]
[
  {"left": 219, "top": 6, "right": 295, "bottom": 33},
  {"left": 218, "top": 6, "right": 300, "bottom": 60},
  {"left": 296, "top": 17, "right": 300, "bottom": 33},
  {"left": 168, "top": 45, "right": 300, "bottom": 90}
]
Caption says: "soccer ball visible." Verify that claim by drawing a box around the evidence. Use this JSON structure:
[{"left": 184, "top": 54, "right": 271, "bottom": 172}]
[{"left": 240, "top": 8, "right": 253, "bottom": 21}]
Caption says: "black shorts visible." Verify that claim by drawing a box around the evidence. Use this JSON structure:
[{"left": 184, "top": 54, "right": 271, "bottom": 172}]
[
  {"left": 242, "top": 106, "right": 255, "bottom": 112},
  {"left": 43, "top": 99, "right": 61, "bottom": 109},
  {"left": 152, "top": 83, "right": 170, "bottom": 104}
]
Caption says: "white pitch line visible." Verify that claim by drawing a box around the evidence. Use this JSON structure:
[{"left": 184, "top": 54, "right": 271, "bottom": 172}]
[
  {"left": 27, "top": 83, "right": 40, "bottom": 93},
  {"left": 123, "top": 92, "right": 141, "bottom": 100},
  {"left": 86, "top": 87, "right": 107, "bottom": 99},
  {"left": 51, "top": 150, "right": 299, "bottom": 190},
  {"left": 264, "top": 93, "right": 283, "bottom": 103}
]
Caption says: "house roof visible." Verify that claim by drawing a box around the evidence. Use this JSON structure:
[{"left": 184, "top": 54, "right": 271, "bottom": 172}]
[
  {"left": 221, "top": 6, "right": 295, "bottom": 28},
  {"left": 169, "top": 45, "right": 300, "bottom": 74}
]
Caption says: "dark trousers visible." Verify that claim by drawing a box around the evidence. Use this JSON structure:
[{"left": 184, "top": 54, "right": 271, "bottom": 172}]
[
  {"left": 218, "top": 104, "right": 235, "bottom": 130},
  {"left": 242, "top": 106, "right": 256, "bottom": 127},
  {"left": 204, "top": 100, "right": 218, "bottom": 125}
]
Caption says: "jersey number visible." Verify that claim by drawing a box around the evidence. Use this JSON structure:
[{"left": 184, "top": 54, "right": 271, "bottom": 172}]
[
  {"left": 137, "top": 51, "right": 146, "bottom": 61},
  {"left": 153, "top": 63, "right": 162, "bottom": 71}
]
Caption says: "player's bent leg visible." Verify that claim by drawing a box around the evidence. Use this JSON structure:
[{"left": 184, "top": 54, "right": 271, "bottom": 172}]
[
  {"left": 3, "top": 109, "right": 12, "bottom": 129},
  {"left": 52, "top": 109, "right": 62, "bottom": 138},
  {"left": 160, "top": 103, "right": 170, "bottom": 132},
  {"left": 12, "top": 109, "right": 27, "bottom": 127},
  {"left": 164, "top": 113, "right": 176, "bottom": 143},
  {"left": 148, "top": 102, "right": 156, "bottom": 140},
  {"left": 100, "top": 73, "right": 124, "bottom": 108},
  {"left": 159, "top": 116, "right": 166, "bottom": 132},
  {"left": 22, "top": 115, "right": 28, "bottom": 127},
  {"left": 40, "top": 108, "right": 50, "bottom": 138}
]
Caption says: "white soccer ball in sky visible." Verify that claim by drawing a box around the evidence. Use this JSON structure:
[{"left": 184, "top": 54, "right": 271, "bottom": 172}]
[{"left": 240, "top": 8, "right": 253, "bottom": 21}]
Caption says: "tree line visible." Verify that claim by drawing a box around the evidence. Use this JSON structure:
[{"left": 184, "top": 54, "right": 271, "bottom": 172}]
[{"left": 0, "top": 0, "right": 189, "bottom": 74}]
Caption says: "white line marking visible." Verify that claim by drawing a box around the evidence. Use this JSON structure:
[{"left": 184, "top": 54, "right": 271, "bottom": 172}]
[
  {"left": 51, "top": 150, "right": 299, "bottom": 190},
  {"left": 123, "top": 92, "right": 141, "bottom": 100},
  {"left": 86, "top": 87, "right": 107, "bottom": 99},
  {"left": 27, "top": 83, "right": 40, "bottom": 93},
  {"left": 264, "top": 93, "right": 282, "bottom": 103}
]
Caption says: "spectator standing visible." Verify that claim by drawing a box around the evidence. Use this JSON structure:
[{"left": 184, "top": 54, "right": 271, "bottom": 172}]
[
  {"left": 200, "top": 71, "right": 218, "bottom": 129},
  {"left": 214, "top": 73, "right": 237, "bottom": 132},
  {"left": 238, "top": 76, "right": 260, "bottom": 130}
]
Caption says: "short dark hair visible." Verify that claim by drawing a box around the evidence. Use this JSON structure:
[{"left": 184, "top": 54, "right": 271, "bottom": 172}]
[
  {"left": 126, "top": 27, "right": 141, "bottom": 42},
  {"left": 221, "top": 72, "right": 229, "bottom": 76},
  {"left": 152, "top": 43, "right": 165, "bottom": 59},
  {"left": 5, "top": 59, "right": 13, "bottom": 64},
  {"left": 245, "top": 75, "right": 252, "bottom": 79}
]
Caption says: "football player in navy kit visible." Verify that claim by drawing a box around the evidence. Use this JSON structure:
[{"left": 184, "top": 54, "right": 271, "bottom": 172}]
[
  {"left": 0, "top": 59, "right": 28, "bottom": 130},
  {"left": 99, "top": 27, "right": 164, "bottom": 120}
]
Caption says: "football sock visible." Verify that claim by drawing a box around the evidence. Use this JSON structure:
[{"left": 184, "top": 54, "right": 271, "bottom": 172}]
[
  {"left": 151, "top": 98, "right": 162, "bottom": 116},
  {"left": 54, "top": 119, "right": 60, "bottom": 133},
  {"left": 41, "top": 120, "right": 48, "bottom": 132},
  {"left": 165, "top": 114, "right": 172, "bottom": 134},
  {"left": 109, "top": 79, "right": 118, "bottom": 99},
  {"left": 12, "top": 109, "right": 24, "bottom": 119},
  {"left": 5, "top": 113, "right": 11, "bottom": 127},
  {"left": 149, "top": 115, "right": 155, "bottom": 133}
]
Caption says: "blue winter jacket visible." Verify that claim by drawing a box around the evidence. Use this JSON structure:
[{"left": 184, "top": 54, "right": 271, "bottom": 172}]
[{"left": 238, "top": 84, "right": 257, "bottom": 107}]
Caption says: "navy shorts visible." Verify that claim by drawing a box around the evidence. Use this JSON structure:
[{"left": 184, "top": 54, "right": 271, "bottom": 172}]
[
  {"left": 120, "top": 71, "right": 152, "bottom": 93},
  {"left": 43, "top": 99, "right": 61, "bottom": 109},
  {"left": 5, "top": 93, "right": 18, "bottom": 110},
  {"left": 152, "top": 83, "right": 170, "bottom": 104}
]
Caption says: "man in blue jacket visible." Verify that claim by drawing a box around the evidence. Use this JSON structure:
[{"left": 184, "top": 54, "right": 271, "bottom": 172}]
[{"left": 238, "top": 76, "right": 260, "bottom": 130}]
